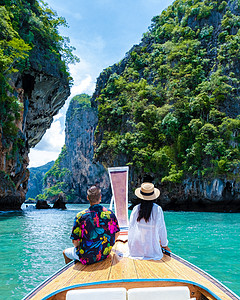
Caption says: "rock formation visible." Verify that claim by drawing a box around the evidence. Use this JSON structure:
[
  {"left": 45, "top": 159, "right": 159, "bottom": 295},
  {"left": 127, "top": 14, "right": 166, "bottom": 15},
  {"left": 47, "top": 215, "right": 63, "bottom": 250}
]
[
  {"left": 52, "top": 193, "right": 67, "bottom": 209},
  {"left": 26, "top": 161, "right": 55, "bottom": 200},
  {"left": 157, "top": 178, "right": 240, "bottom": 212},
  {"left": 27, "top": 0, "right": 240, "bottom": 212},
  {"left": 90, "top": 0, "right": 240, "bottom": 212},
  {"left": 0, "top": 63, "right": 70, "bottom": 210},
  {"left": 43, "top": 94, "right": 111, "bottom": 204},
  {"left": 0, "top": 0, "right": 72, "bottom": 210},
  {"left": 35, "top": 200, "right": 51, "bottom": 209}
]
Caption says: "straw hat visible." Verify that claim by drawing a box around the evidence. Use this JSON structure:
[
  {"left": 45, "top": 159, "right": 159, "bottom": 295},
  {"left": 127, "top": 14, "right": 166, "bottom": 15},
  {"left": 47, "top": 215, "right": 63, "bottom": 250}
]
[{"left": 135, "top": 182, "right": 160, "bottom": 201}]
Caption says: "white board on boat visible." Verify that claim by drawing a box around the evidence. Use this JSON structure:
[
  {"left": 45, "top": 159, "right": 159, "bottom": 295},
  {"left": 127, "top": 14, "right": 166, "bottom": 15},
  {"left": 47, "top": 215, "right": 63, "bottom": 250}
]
[{"left": 108, "top": 166, "right": 129, "bottom": 228}]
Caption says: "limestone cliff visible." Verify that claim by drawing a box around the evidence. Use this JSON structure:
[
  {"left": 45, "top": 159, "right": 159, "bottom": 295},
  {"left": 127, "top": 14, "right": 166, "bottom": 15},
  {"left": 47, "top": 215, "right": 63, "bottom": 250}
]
[
  {"left": 0, "top": 0, "right": 72, "bottom": 210},
  {"left": 42, "top": 94, "right": 111, "bottom": 204},
  {"left": 26, "top": 161, "right": 54, "bottom": 200},
  {"left": 157, "top": 178, "right": 240, "bottom": 212},
  {"left": 91, "top": 0, "right": 240, "bottom": 212},
  {"left": 0, "top": 52, "right": 70, "bottom": 210},
  {"left": 31, "top": 0, "right": 240, "bottom": 212}
]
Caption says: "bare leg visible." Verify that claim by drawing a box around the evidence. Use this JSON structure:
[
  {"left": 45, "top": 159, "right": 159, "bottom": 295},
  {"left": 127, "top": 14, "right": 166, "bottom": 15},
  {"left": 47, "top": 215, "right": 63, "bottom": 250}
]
[{"left": 63, "top": 250, "right": 72, "bottom": 264}]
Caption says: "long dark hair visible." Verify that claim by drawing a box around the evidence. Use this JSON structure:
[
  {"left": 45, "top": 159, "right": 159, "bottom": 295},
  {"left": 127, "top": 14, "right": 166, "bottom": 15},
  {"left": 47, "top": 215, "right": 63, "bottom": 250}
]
[{"left": 137, "top": 200, "right": 154, "bottom": 223}]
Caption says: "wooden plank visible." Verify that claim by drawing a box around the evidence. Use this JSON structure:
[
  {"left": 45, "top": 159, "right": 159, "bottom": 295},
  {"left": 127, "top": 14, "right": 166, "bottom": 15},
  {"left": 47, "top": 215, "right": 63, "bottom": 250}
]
[
  {"left": 28, "top": 238, "right": 126, "bottom": 300},
  {"left": 134, "top": 257, "right": 181, "bottom": 279},
  {"left": 28, "top": 264, "right": 86, "bottom": 300},
  {"left": 29, "top": 257, "right": 112, "bottom": 300},
  {"left": 24, "top": 263, "right": 80, "bottom": 300},
  {"left": 109, "top": 255, "right": 137, "bottom": 280},
  {"left": 161, "top": 254, "right": 235, "bottom": 300},
  {"left": 69, "top": 255, "right": 112, "bottom": 285},
  {"left": 109, "top": 239, "right": 236, "bottom": 300},
  {"left": 109, "top": 241, "right": 137, "bottom": 280},
  {"left": 52, "top": 263, "right": 86, "bottom": 287},
  {"left": 134, "top": 256, "right": 211, "bottom": 300}
]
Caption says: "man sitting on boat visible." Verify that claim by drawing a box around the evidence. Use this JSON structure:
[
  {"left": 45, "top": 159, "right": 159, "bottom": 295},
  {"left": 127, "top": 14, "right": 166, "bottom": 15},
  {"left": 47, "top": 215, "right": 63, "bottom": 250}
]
[
  {"left": 128, "top": 182, "right": 170, "bottom": 260},
  {"left": 63, "top": 185, "right": 120, "bottom": 265}
]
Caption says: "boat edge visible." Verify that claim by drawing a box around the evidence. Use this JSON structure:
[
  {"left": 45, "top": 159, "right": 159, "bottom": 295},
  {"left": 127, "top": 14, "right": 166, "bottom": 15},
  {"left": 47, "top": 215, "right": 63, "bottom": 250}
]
[
  {"left": 39, "top": 278, "right": 224, "bottom": 300},
  {"left": 22, "top": 261, "right": 74, "bottom": 300},
  {"left": 164, "top": 250, "right": 240, "bottom": 300}
]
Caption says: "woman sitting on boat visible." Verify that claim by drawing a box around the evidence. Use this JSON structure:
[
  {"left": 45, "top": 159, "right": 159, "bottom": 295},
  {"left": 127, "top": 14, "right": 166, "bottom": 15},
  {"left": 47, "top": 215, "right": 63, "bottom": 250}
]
[{"left": 128, "top": 182, "right": 170, "bottom": 260}]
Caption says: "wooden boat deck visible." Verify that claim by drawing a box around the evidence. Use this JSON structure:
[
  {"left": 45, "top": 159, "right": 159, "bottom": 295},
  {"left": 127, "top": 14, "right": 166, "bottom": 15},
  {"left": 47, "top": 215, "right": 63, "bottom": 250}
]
[{"left": 24, "top": 233, "right": 238, "bottom": 300}]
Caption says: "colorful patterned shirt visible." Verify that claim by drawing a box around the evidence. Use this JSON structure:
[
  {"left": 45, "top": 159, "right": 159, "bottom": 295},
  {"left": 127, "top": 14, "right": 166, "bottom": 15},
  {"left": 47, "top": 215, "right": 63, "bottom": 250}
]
[{"left": 70, "top": 204, "right": 120, "bottom": 265}]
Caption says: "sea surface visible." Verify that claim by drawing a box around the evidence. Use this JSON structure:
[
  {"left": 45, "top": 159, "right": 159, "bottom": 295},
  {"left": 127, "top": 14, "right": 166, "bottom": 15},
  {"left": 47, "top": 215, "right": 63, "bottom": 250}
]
[{"left": 0, "top": 204, "right": 239, "bottom": 300}]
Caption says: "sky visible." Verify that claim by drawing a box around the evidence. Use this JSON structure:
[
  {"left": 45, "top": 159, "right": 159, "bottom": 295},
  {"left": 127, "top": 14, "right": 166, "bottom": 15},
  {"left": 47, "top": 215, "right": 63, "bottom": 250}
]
[{"left": 29, "top": 0, "right": 174, "bottom": 167}]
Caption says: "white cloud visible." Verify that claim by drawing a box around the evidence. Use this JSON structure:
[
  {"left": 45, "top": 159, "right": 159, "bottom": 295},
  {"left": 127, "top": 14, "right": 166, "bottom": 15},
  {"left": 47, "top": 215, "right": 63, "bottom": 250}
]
[
  {"left": 29, "top": 115, "right": 65, "bottom": 167},
  {"left": 58, "top": 70, "right": 96, "bottom": 126},
  {"left": 28, "top": 149, "right": 60, "bottom": 168},
  {"left": 46, "top": 119, "right": 65, "bottom": 151},
  {"left": 54, "top": 112, "right": 64, "bottom": 120},
  {"left": 70, "top": 74, "right": 94, "bottom": 97},
  {"left": 36, "top": 117, "right": 65, "bottom": 152}
]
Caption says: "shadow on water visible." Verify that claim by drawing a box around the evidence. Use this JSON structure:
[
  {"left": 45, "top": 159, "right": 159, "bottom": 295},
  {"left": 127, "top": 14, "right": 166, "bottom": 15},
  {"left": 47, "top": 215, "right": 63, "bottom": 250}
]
[
  {"left": 0, "top": 210, "right": 25, "bottom": 220},
  {"left": 0, "top": 204, "right": 37, "bottom": 220}
]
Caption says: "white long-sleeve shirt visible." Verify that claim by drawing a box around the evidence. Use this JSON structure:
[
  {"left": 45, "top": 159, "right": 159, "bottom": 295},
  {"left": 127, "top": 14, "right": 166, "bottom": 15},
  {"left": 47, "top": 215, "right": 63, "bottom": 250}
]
[{"left": 128, "top": 203, "right": 168, "bottom": 260}]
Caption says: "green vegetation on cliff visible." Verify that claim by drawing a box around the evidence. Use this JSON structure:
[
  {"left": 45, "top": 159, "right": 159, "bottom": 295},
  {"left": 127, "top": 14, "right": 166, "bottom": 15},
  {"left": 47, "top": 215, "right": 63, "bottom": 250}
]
[
  {"left": 43, "top": 145, "right": 70, "bottom": 182},
  {"left": 72, "top": 93, "right": 91, "bottom": 107},
  {"left": 94, "top": 0, "right": 240, "bottom": 183},
  {"left": 36, "top": 145, "right": 72, "bottom": 201},
  {"left": 38, "top": 94, "right": 92, "bottom": 202},
  {"left": 0, "top": 0, "right": 79, "bottom": 153},
  {"left": 26, "top": 160, "right": 54, "bottom": 200},
  {"left": 67, "top": 93, "right": 92, "bottom": 122}
]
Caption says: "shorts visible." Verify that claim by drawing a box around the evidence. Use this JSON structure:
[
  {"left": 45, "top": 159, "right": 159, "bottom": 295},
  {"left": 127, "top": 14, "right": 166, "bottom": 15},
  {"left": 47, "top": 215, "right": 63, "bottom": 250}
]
[{"left": 64, "top": 247, "right": 80, "bottom": 261}]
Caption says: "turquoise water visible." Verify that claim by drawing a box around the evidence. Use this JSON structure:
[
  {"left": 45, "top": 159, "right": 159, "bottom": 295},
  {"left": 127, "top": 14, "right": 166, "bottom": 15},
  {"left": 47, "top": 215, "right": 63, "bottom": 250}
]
[{"left": 0, "top": 204, "right": 239, "bottom": 300}]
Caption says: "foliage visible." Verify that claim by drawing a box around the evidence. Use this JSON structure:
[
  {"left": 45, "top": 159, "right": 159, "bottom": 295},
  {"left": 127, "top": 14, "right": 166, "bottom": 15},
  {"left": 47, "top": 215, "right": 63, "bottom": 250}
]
[
  {"left": 0, "top": 0, "right": 79, "bottom": 158},
  {"left": 94, "top": 0, "right": 240, "bottom": 182},
  {"left": 37, "top": 182, "right": 69, "bottom": 201},
  {"left": 161, "top": 165, "right": 184, "bottom": 183},
  {"left": 37, "top": 144, "right": 74, "bottom": 202},
  {"left": 71, "top": 94, "right": 91, "bottom": 108},
  {"left": 44, "top": 145, "right": 70, "bottom": 182},
  {"left": 0, "top": 5, "right": 31, "bottom": 149},
  {"left": 26, "top": 160, "right": 54, "bottom": 199},
  {"left": 67, "top": 94, "right": 92, "bottom": 122},
  {"left": 0, "top": 170, "right": 16, "bottom": 188}
]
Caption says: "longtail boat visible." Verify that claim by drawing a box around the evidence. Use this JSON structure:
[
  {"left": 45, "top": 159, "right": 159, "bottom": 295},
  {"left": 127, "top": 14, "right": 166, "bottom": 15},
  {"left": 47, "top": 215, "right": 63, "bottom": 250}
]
[{"left": 23, "top": 166, "right": 239, "bottom": 300}]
